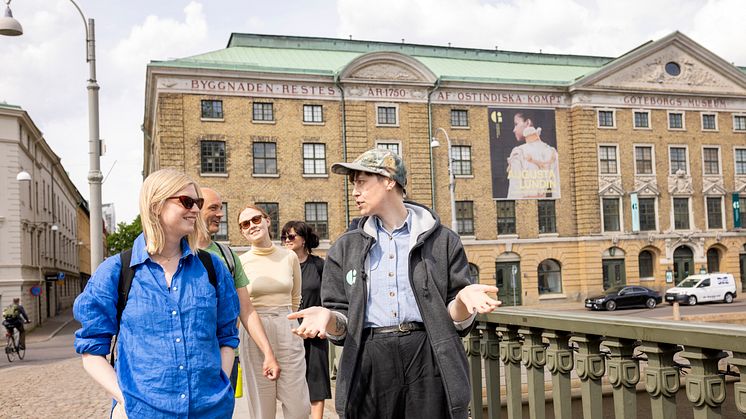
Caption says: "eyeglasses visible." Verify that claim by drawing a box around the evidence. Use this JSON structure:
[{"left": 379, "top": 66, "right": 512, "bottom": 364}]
[
  {"left": 167, "top": 195, "right": 204, "bottom": 210},
  {"left": 281, "top": 233, "right": 297, "bottom": 242},
  {"left": 238, "top": 215, "right": 265, "bottom": 230}
]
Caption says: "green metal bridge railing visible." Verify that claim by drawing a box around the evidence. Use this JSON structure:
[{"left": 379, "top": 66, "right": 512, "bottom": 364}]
[{"left": 466, "top": 308, "right": 746, "bottom": 419}]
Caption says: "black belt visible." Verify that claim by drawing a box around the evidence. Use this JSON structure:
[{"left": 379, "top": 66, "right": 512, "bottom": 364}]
[{"left": 367, "top": 322, "right": 425, "bottom": 336}]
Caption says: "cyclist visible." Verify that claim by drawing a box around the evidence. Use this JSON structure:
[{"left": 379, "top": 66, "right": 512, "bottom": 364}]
[{"left": 3, "top": 298, "right": 30, "bottom": 349}]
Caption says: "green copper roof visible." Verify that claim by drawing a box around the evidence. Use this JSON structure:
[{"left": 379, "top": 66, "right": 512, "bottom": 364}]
[
  {"left": 150, "top": 34, "right": 613, "bottom": 85},
  {"left": 0, "top": 102, "right": 22, "bottom": 110}
]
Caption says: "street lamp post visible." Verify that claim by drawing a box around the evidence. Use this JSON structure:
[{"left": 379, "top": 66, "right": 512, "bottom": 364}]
[
  {"left": 430, "top": 127, "right": 458, "bottom": 233},
  {"left": 2, "top": 0, "right": 104, "bottom": 270}
]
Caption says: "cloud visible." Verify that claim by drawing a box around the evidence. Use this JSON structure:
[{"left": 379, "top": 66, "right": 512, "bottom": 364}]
[{"left": 335, "top": 0, "right": 742, "bottom": 62}]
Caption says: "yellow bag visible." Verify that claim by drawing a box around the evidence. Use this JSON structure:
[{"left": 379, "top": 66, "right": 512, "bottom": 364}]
[{"left": 235, "top": 363, "right": 243, "bottom": 398}]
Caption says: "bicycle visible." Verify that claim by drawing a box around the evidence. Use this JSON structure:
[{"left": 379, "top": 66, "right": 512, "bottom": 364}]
[{"left": 4, "top": 323, "right": 25, "bottom": 362}]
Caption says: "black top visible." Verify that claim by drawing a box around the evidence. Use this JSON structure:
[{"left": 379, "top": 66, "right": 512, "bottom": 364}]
[{"left": 299, "top": 254, "right": 324, "bottom": 310}]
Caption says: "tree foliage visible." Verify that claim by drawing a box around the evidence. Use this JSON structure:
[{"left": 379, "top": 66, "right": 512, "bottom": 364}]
[{"left": 106, "top": 215, "right": 142, "bottom": 254}]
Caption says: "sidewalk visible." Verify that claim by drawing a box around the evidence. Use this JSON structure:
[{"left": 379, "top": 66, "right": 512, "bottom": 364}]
[{"left": 1, "top": 308, "right": 75, "bottom": 348}]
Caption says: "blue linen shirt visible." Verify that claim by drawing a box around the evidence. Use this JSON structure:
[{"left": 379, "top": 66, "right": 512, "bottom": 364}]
[
  {"left": 73, "top": 234, "right": 240, "bottom": 418},
  {"left": 364, "top": 210, "right": 424, "bottom": 328}
]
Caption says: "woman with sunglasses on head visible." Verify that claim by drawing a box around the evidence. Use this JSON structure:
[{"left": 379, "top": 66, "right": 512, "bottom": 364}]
[
  {"left": 236, "top": 205, "right": 310, "bottom": 419},
  {"left": 281, "top": 221, "right": 331, "bottom": 419},
  {"left": 73, "top": 169, "right": 240, "bottom": 418}
]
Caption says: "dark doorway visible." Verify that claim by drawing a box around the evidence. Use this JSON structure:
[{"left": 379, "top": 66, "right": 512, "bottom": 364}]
[
  {"left": 602, "top": 259, "right": 626, "bottom": 290},
  {"left": 673, "top": 246, "right": 694, "bottom": 284},
  {"left": 495, "top": 261, "right": 522, "bottom": 306}
]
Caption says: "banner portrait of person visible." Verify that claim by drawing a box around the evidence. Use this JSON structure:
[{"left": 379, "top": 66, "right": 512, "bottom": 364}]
[{"left": 488, "top": 108, "right": 560, "bottom": 200}]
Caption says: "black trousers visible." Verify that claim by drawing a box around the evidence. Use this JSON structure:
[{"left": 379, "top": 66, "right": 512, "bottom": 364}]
[{"left": 347, "top": 329, "right": 449, "bottom": 419}]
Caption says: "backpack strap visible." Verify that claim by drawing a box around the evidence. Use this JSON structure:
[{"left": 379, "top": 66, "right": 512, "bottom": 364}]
[
  {"left": 111, "top": 249, "right": 134, "bottom": 366},
  {"left": 197, "top": 250, "right": 218, "bottom": 290},
  {"left": 214, "top": 242, "right": 236, "bottom": 277}
]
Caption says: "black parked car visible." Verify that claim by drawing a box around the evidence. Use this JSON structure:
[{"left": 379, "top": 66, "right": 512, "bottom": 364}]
[{"left": 584, "top": 286, "right": 662, "bottom": 311}]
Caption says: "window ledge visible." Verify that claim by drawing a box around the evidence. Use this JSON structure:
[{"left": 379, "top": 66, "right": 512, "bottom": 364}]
[
  {"left": 497, "top": 234, "right": 519, "bottom": 239},
  {"left": 458, "top": 235, "right": 476, "bottom": 240},
  {"left": 303, "top": 121, "right": 325, "bottom": 126},
  {"left": 455, "top": 174, "right": 474, "bottom": 179},
  {"left": 702, "top": 129, "right": 719, "bottom": 133},
  {"left": 538, "top": 233, "right": 559, "bottom": 238},
  {"left": 200, "top": 173, "right": 228, "bottom": 178},
  {"left": 200, "top": 117, "right": 224, "bottom": 122},
  {"left": 598, "top": 126, "right": 617, "bottom": 130},
  {"left": 667, "top": 128, "right": 686, "bottom": 131},
  {"left": 252, "top": 120, "right": 276, "bottom": 125},
  {"left": 376, "top": 123, "right": 400, "bottom": 128},
  {"left": 451, "top": 126, "right": 470, "bottom": 130},
  {"left": 539, "top": 294, "right": 567, "bottom": 300},
  {"left": 302, "top": 174, "right": 329, "bottom": 178},
  {"left": 640, "top": 277, "right": 656, "bottom": 282},
  {"left": 252, "top": 173, "right": 280, "bottom": 178},
  {"left": 633, "top": 127, "right": 652, "bottom": 130}
]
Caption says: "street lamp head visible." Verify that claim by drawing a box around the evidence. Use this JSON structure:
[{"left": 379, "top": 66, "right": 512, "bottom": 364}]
[
  {"left": 51, "top": 224, "right": 59, "bottom": 232},
  {"left": 15, "top": 170, "right": 31, "bottom": 181},
  {"left": 0, "top": 1, "right": 23, "bottom": 36},
  {"left": 430, "top": 138, "right": 441, "bottom": 148}
]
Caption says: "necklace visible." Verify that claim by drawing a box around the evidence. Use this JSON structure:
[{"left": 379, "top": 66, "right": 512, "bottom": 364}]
[{"left": 154, "top": 251, "right": 180, "bottom": 263}]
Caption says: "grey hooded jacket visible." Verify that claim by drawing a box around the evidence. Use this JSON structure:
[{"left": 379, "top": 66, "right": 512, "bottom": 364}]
[{"left": 322, "top": 201, "right": 474, "bottom": 418}]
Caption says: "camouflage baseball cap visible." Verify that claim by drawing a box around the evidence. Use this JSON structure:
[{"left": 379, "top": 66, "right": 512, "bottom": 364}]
[{"left": 331, "top": 148, "right": 407, "bottom": 189}]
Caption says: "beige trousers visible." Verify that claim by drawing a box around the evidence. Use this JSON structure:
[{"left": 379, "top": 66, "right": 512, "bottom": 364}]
[{"left": 238, "top": 306, "right": 310, "bottom": 419}]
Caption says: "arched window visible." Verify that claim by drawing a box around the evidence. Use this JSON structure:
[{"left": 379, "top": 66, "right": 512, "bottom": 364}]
[
  {"left": 538, "top": 259, "right": 562, "bottom": 294},
  {"left": 707, "top": 248, "right": 720, "bottom": 272},
  {"left": 638, "top": 250, "right": 654, "bottom": 279},
  {"left": 468, "top": 263, "right": 479, "bottom": 284}
]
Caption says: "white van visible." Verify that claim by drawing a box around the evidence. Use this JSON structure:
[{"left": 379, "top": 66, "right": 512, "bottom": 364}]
[{"left": 665, "top": 273, "right": 737, "bottom": 306}]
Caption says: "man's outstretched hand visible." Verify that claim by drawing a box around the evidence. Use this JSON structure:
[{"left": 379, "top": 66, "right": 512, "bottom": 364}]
[{"left": 288, "top": 306, "right": 334, "bottom": 339}]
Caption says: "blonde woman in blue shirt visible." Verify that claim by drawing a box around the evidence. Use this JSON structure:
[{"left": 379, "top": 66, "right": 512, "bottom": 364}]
[{"left": 74, "top": 169, "right": 240, "bottom": 418}]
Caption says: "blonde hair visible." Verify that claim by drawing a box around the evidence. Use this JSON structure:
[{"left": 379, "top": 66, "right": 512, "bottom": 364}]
[{"left": 139, "top": 169, "right": 208, "bottom": 254}]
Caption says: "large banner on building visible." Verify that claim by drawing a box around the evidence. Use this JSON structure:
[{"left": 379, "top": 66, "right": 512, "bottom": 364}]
[{"left": 489, "top": 108, "right": 560, "bottom": 200}]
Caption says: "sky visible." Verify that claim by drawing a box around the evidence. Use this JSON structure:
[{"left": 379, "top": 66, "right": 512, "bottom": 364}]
[{"left": 2, "top": 0, "right": 745, "bottom": 225}]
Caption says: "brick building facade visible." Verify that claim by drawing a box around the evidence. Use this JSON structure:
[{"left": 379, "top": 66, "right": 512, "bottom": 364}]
[{"left": 143, "top": 32, "right": 746, "bottom": 306}]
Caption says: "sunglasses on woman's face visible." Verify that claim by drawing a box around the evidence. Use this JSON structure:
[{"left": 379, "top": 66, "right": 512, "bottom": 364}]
[
  {"left": 238, "top": 215, "right": 264, "bottom": 230},
  {"left": 281, "top": 233, "right": 297, "bottom": 242},
  {"left": 167, "top": 195, "right": 204, "bottom": 210}
]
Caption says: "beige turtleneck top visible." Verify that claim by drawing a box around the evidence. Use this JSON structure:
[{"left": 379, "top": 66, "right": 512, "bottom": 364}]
[{"left": 239, "top": 245, "right": 302, "bottom": 310}]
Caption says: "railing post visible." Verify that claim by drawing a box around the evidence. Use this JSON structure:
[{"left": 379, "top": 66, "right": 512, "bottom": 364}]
[
  {"left": 466, "top": 326, "right": 483, "bottom": 418},
  {"left": 498, "top": 325, "right": 522, "bottom": 419},
  {"left": 639, "top": 342, "right": 680, "bottom": 419},
  {"left": 571, "top": 334, "right": 605, "bottom": 419},
  {"left": 481, "top": 323, "right": 502, "bottom": 419},
  {"left": 520, "top": 327, "right": 546, "bottom": 419},
  {"left": 604, "top": 337, "right": 640, "bottom": 419},
  {"left": 679, "top": 347, "right": 727, "bottom": 419},
  {"left": 544, "top": 331, "right": 574, "bottom": 419},
  {"left": 730, "top": 352, "right": 746, "bottom": 414}
]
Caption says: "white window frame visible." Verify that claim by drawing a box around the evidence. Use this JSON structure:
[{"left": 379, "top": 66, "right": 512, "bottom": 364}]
[
  {"left": 302, "top": 104, "right": 324, "bottom": 125},
  {"left": 600, "top": 196, "right": 624, "bottom": 234},
  {"left": 451, "top": 144, "right": 474, "bottom": 178},
  {"left": 375, "top": 103, "right": 399, "bottom": 127},
  {"left": 670, "top": 196, "right": 693, "bottom": 231},
  {"left": 633, "top": 144, "right": 656, "bottom": 176},
  {"left": 704, "top": 195, "right": 725, "bottom": 231},
  {"left": 450, "top": 109, "right": 470, "bottom": 129},
  {"left": 667, "top": 111, "right": 686, "bottom": 131},
  {"left": 302, "top": 142, "right": 328, "bottom": 178},
  {"left": 375, "top": 140, "right": 402, "bottom": 156},
  {"left": 252, "top": 102, "right": 275, "bottom": 124},
  {"left": 701, "top": 145, "right": 722, "bottom": 176},
  {"left": 597, "top": 144, "right": 620, "bottom": 175},
  {"left": 597, "top": 109, "right": 616, "bottom": 129},
  {"left": 733, "top": 114, "right": 746, "bottom": 132},
  {"left": 700, "top": 112, "right": 718, "bottom": 132},
  {"left": 733, "top": 146, "right": 746, "bottom": 176},
  {"left": 632, "top": 109, "right": 652, "bottom": 130},
  {"left": 637, "top": 196, "right": 659, "bottom": 232},
  {"left": 668, "top": 145, "right": 690, "bottom": 175}
]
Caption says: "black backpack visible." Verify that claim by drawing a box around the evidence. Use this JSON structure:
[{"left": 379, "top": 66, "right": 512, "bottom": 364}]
[{"left": 110, "top": 249, "right": 218, "bottom": 365}]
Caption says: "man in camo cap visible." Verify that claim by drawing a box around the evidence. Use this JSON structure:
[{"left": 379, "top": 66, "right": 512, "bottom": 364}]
[{"left": 289, "top": 147, "right": 500, "bottom": 419}]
